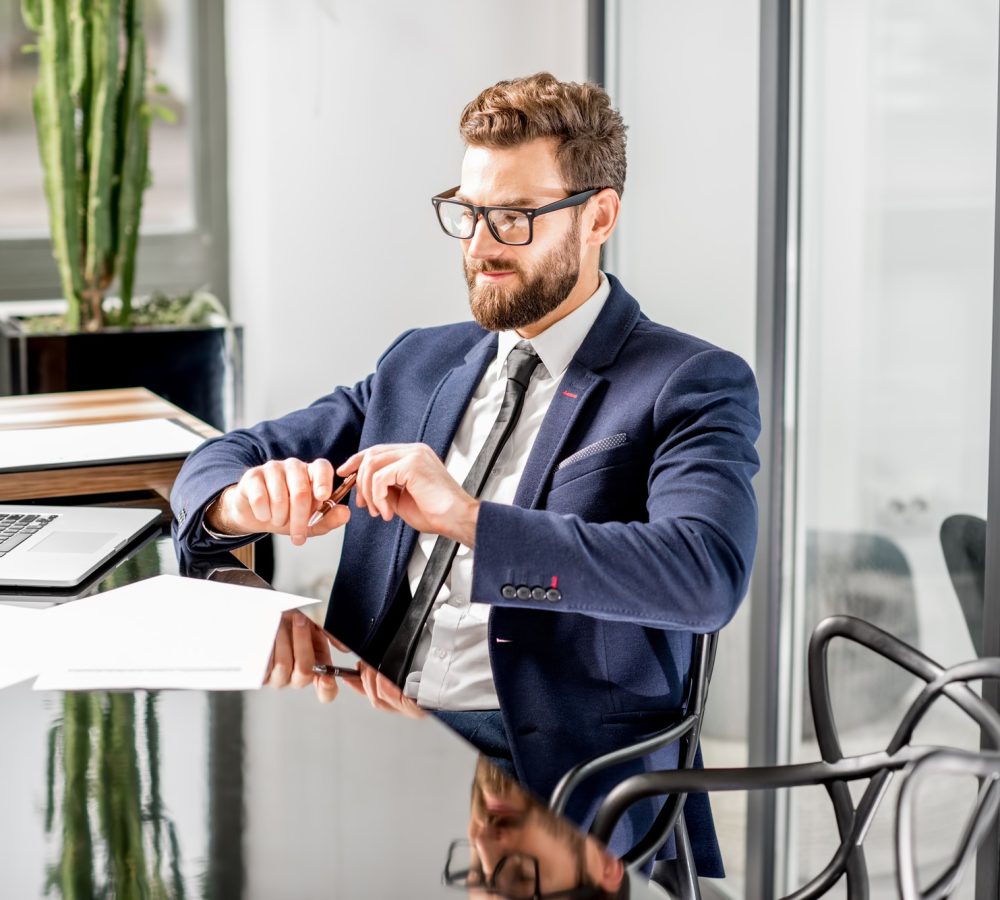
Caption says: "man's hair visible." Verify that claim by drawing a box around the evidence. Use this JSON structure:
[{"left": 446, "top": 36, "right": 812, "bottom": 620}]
[{"left": 459, "top": 72, "right": 627, "bottom": 197}]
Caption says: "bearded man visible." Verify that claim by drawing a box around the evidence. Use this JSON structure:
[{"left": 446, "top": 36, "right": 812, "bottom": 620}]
[{"left": 171, "top": 72, "right": 760, "bottom": 880}]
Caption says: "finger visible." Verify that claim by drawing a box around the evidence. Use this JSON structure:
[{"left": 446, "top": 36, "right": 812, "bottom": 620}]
[
  {"left": 370, "top": 461, "right": 403, "bottom": 522},
  {"left": 313, "top": 672, "right": 340, "bottom": 704},
  {"left": 359, "top": 662, "right": 395, "bottom": 712},
  {"left": 311, "top": 621, "right": 334, "bottom": 667},
  {"left": 261, "top": 462, "right": 290, "bottom": 527},
  {"left": 241, "top": 469, "right": 271, "bottom": 523},
  {"left": 266, "top": 615, "right": 293, "bottom": 688},
  {"left": 285, "top": 461, "right": 314, "bottom": 546},
  {"left": 356, "top": 446, "right": 406, "bottom": 517},
  {"left": 289, "top": 611, "right": 316, "bottom": 687},
  {"left": 307, "top": 458, "right": 335, "bottom": 501},
  {"left": 307, "top": 502, "right": 351, "bottom": 536}
]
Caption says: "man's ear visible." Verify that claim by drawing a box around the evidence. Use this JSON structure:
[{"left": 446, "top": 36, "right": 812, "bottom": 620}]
[
  {"left": 585, "top": 188, "right": 621, "bottom": 247},
  {"left": 586, "top": 838, "right": 627, "bottom": 891}
]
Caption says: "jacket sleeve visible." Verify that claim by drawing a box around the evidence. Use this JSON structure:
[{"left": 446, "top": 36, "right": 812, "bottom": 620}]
[
  {"left": 470, "top": 348, "right": 761, "bottom": 632},
  {"left": 170, "top": 378, "right": 372, "bottom": 554},
  {"left": 170, "top": 330, "right": 414, "bottom": 555}
]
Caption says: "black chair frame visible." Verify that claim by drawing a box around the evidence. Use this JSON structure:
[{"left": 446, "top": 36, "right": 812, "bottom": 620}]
[
  {"left": 588, "top": 616, "right": 1000, "bottom": 900},
  {"left": 549, "top": 630, "right": 718, "bottom": 892}
]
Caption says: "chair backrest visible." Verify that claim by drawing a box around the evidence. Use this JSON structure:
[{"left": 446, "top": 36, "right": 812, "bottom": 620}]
[
  {"left": 588, "top": 616, "right": 1000, "bottom": 899},
  {"left": 940, "top": 514, "right": 986, "bottom": 656},
  {"left": 549, "top": 630, "right": 718, "bottom": 880}
]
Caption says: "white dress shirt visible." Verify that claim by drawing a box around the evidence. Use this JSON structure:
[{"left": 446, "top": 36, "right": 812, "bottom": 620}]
[{"left": 404, "top": 273, "right": 611, "bottom": 710}]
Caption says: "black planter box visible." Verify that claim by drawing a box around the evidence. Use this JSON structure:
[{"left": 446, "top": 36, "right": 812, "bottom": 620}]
[{"left": 0, "top": 319, "right": 243, "bottom": 432}]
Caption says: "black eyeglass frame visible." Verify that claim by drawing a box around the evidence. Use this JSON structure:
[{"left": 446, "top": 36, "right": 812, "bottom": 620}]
[
  {"left": 442, "top": 839, "right": 601, "bottom": 900},
  {"left": 431, "top": 186, "right": 603, "bottom": 246}
]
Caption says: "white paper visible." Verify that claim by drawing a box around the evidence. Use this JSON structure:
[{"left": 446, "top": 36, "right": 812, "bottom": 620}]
[
  {"left": 0, "top": 604, "right": 45, "bottom": 688},
  {"left": 0, "top": 418, "right": 205, "bottom": 472},
  {"left": 26, "top": 575, "right": 307, "bottom": 691}
]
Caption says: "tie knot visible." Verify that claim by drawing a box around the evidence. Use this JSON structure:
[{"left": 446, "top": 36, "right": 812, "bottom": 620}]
[{"left": 506, "top": 341, "right": 541, "bottom": 390}]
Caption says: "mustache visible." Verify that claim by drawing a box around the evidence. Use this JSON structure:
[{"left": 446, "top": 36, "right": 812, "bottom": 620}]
[{"left": 465, "top": 259, "right": 522, "bottom": 275}]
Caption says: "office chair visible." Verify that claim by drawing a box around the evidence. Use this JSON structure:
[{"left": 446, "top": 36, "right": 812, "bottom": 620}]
[
  {"left": 549, "top": 631, "right": 718, "bottom": 899},
  {"left": 940, "top": 514, "right": 986, "bottom": 656},
  {"left": 803, "top": 530, "right": 918, "bottom": 737},
  {"left": 588, "top": 616, "right": 1000, "bottom": 900}
]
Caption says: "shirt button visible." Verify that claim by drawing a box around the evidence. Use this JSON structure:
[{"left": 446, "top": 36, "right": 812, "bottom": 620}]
[
  {"left": 434, "top": 648, "right": 448, "bottom": 659},
  {"left": 450, "top": 594, "right": 465, "bottom": 605}
]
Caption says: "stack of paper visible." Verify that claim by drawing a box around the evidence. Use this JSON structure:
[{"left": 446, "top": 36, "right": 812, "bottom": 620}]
[
  {"left": 0, "top": 418, "right": 205, "bottom": 472},
  {"left": 0, "top": 575, "right": 307, "bottom": 691}
]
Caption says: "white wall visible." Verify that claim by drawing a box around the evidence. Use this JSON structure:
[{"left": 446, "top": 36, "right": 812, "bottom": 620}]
[
  {"left": 613, "top": 0, "right": 759, "bottom": 365},
  {"left": 226, "top": 0, "right": 588, "bottom": 596}
]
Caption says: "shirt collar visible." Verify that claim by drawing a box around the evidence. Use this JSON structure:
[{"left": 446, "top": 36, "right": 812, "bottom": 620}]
[{"left": 495, "top": 271, "right": 611, "bottom": 380}]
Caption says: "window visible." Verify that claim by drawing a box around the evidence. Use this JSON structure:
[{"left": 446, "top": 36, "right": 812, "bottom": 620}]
[{"left": 0, "top": 0, "right": 228, "bottom": 305}]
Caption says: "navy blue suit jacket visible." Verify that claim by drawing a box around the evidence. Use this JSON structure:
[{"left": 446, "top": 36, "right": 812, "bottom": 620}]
[{"left": 171, "top": 275, "right": 761, "bottom": 876}]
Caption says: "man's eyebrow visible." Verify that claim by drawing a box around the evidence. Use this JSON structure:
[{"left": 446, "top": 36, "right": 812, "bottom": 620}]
[{"left": 454, "top": 192, "right": 536, "bottom": 208}]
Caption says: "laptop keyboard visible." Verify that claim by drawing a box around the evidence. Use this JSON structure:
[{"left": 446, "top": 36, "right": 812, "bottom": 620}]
[{"left": 0, "top": 513, "right": 59, "bottom": 557}]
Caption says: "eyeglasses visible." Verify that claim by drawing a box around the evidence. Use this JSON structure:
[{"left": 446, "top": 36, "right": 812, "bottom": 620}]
[
  {"left": 443, "top": 840, "right": 602, "bottom": 900},
  {"left": 431, "top": 187, "right": 602, "bottom": 246}
]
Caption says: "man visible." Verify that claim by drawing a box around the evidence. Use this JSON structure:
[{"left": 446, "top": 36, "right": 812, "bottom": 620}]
[
  {"left": 171, "top": 73, "right": 760, "bottom": 877},
  {"left": 447, "top": 756, "right": 628, "bottom": 899}
]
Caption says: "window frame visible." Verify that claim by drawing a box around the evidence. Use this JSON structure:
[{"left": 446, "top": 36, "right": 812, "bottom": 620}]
[{"left": 0, "top": 1, "right": 230, "bottom": 309}]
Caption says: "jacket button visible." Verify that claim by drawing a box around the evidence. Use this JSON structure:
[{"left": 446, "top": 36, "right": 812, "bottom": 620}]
[
  {"left": 531, "top": 586, "right": 546, "bottom": 601},
  {"left": 501, "top": 584, "right": 517, "bottom": 599},
  {"left": 545, "top": 588, "right": 562, "bottom": 602},
  {"left": 515, "top": 585, "right": 532, "bottom": 600}
]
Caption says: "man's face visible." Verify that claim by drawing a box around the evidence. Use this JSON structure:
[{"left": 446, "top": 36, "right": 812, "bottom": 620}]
[
  {"left": 464, "top": 759, "right": 619, "bottom": 897},
  {"left": 458, "top": 139, "right": 585, "bottom": 333}
]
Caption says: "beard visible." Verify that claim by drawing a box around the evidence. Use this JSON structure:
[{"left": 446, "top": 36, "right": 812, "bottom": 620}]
[{"left": 464, "top": 219, "right": 582, "bottom": 332}]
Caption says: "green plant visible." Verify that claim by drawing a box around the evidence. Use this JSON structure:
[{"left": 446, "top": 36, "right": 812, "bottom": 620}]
[{"left": 21, "top": 0, "right": 160, "bottom": 332}]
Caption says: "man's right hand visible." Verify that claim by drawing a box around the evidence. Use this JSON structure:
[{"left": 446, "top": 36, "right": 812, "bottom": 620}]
[{"left": 206, "top": 458, "right": 351, "bottom": 545}]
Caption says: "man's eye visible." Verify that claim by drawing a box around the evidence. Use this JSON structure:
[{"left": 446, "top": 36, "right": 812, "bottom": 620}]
[{"left": 494, "top": 212, "right": 527, "bottom": 232}]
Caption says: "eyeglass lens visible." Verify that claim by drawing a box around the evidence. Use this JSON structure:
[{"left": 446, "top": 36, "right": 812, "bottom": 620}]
[{"left": 437, "top": 201, "right": 531, "bottom": 245}]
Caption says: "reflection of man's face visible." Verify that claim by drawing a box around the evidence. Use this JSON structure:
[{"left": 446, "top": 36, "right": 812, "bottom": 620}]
[
  {"left": 465, "top": 758, "right": 623, "bottom": 898},
  {"left": 459, "top": 138, "right": 585, "bottom": 333}
]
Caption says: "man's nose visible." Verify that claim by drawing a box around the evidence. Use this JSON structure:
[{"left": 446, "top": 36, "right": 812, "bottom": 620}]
[{"left": 466, "top": 215, "right": 504, "bottom": 259}]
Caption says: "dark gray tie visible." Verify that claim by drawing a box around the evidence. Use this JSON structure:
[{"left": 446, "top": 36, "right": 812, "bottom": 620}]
[{"left": 378, "top": 341, "right": 542, "bottom": 685}]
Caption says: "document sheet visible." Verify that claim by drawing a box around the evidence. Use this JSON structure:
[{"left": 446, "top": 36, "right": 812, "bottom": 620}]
[
  {"left": 0, "top": 418, "right": 205, "bottom": 472},
  {"left": 0, "top": 575, "right": 308, "bottom": 691}
]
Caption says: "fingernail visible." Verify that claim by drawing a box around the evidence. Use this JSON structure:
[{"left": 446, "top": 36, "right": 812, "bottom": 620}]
[{"left": 294, "top": 612, "right": 307, "bottom": 627}]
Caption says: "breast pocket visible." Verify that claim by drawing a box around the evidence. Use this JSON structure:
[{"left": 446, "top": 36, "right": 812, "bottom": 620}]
[{"left": 550, "top": 433, "right": 634, "bottom": 491}]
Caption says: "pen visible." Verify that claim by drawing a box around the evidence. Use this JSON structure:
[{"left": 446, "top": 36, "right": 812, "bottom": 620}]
[
  {"left": 307, "top": 472, "right": 357, "bottom": 527},
  {"left": 312, "top": 664, "right": 361, "bottom": 677}
]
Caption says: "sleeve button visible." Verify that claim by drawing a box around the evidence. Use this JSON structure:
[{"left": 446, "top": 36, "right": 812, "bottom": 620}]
[
  {"left": 530, "top": 586, "right": 546, "bottom": 601},
  {"left": 545, "top": 588, "right": 562, "bottom": 602},
  {"left": 515, "top": 585, "right": 532, "bottom": 600},
  {"left": 501, "top": 584, "right": 517, "bottom": 599}
]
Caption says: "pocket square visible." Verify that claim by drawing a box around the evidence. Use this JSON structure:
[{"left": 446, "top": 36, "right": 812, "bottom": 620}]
[{"left": 556, "top": 432, "right": 628, "bottom": 471}]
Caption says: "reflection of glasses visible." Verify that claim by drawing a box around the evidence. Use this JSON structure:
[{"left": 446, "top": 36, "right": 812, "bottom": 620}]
[
  {"left": 431, "top": 187, "right": 602, "bottom": 246},
  {"left": 443, "top": 840, "right": 601, "bottom": 900}
]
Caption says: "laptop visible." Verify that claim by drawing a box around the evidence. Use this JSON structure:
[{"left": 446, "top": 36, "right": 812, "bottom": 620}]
[{"left": 0, "top": 504, "right": 161, "bottom": 588}]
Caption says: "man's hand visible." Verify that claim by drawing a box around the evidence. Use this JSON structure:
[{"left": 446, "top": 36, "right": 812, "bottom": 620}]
[
  {"left": 338, "top": 443, "right": 480, "bottom": 547},
  {"left": 207, "top": 458, "right": 350, "bottom": 545},
  {"left": 340, "top": 659, "right": 426, "bottom": 718},
  {"left": 265, "top": 609, "right": 358, "bottom": 703}
]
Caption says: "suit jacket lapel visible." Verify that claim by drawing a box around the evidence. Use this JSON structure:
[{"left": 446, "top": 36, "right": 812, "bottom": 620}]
[
  {"left": 388, "top": 331, "right": 497, "bottom": 589},
  {"left": 514, "top": 274, "right": 641, "bottom": 509}
]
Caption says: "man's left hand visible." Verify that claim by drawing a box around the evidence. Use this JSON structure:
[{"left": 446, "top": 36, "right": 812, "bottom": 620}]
[{"left": 338, "top": 443, "right": 479, "bottom": 547}]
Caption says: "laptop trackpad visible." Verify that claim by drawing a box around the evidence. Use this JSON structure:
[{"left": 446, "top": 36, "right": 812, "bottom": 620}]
[{"left": 30, "top": 532, "right": 115, "bottom": 553}]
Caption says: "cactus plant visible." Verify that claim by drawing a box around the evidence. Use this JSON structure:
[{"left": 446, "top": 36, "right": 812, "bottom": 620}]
[{"left": 21, "top": 0, "right": 151, "bottom": 332}]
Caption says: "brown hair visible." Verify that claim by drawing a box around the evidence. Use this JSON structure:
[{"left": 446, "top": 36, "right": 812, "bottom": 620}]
[{"left": 459, "top": 72, "right": 627, "bottom": 197}]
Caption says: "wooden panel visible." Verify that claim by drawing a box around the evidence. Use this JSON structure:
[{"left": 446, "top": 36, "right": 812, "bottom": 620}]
[
  {"left": 0, "top": 459, "right": 184, "bottom": 502},
  {"left": 0, "top": 387, "right": 220, "bottom": 439}
]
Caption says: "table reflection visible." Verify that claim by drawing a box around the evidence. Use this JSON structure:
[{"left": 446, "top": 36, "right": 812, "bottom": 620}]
[{"left": 0, "top": 532, "right": 659, "bottom": 899}]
